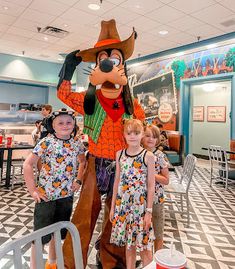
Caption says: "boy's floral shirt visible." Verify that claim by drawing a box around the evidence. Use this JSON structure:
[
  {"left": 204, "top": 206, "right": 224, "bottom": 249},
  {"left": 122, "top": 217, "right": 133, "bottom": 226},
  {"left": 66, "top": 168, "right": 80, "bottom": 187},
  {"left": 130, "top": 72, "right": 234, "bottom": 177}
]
[
  {"left": 153, "top": 148, "right": 169, "bottom": 204},
  {"left": 33, "top": 135, "right": 85, "bottom": 201}
]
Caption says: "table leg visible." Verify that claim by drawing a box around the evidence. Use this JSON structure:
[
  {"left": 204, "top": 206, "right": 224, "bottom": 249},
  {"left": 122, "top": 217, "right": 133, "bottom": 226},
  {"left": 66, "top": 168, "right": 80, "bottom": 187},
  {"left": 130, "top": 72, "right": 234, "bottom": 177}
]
[
  {"left": 0, "top": 150, "right": 3, "bottom": 178},
  {"left": 5, "top": 149, "right": 12, "bottom": 188}
]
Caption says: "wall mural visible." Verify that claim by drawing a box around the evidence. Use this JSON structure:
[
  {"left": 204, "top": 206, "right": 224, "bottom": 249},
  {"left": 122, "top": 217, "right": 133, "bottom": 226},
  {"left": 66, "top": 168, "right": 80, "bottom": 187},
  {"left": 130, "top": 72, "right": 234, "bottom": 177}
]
[{"left": 128, "top": 44, "right": 235, "bottom": 130}]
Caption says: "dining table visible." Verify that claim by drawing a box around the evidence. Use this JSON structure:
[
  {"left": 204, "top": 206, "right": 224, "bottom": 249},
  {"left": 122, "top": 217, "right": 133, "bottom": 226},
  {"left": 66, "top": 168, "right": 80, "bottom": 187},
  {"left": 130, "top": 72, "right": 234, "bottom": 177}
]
[{"left": 0, "top": 144, "right": 34, "bottom": 188}]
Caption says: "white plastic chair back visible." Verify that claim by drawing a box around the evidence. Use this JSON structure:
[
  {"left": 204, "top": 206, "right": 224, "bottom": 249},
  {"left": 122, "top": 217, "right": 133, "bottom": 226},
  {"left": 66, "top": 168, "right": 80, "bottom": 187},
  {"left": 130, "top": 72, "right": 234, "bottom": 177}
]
[
  {"left": 180, "top": 154, "right": 197, "bottom": 191},
  {"left": 0, "top": 221, "right": 83, "bottom": 269}
]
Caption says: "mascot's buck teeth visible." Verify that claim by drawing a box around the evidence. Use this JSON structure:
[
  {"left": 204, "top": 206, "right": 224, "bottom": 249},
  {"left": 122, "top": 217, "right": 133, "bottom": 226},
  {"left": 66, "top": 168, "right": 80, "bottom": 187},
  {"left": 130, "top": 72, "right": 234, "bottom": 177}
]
[
  {"left": 115, "top": 84, "right": 120, "bottom": 89},
  {"left": 96, "top": 84, "right": 102, "bottom": 90}
]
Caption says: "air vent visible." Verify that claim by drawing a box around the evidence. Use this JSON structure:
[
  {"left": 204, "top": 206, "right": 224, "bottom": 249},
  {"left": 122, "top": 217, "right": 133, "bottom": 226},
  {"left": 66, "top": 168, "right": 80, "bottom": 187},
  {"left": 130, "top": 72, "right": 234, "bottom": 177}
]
[
  {"left": 220, "top": 19, "right": 235, "bottom": 27},
  {"left": 37, "top": 26, "right": 69, "bottom": 38}
]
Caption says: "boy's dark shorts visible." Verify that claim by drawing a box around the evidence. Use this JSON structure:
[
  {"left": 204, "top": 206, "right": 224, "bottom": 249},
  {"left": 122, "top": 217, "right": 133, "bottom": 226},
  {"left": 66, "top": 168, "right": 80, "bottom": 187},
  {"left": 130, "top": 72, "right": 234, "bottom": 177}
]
[{"left": 34, "top": 196, "right": 73, "bottom": 245}]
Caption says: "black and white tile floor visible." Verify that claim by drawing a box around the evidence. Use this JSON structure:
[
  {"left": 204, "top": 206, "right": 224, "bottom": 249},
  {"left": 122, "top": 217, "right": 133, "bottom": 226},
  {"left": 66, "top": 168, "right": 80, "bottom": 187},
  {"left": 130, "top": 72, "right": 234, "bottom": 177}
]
[{"left": 0, "top": 160, "right": 235, "bottom": 269}]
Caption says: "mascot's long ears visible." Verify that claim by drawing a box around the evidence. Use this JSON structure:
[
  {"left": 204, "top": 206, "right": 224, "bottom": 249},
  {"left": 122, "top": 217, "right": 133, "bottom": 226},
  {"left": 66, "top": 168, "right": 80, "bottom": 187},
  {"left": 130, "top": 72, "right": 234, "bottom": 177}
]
[
  {"left": 84, "top": 83, "right": 134, "bottom": 115},
  {"left": 84, "top": 65, "right": 134, "bottom": 115}
]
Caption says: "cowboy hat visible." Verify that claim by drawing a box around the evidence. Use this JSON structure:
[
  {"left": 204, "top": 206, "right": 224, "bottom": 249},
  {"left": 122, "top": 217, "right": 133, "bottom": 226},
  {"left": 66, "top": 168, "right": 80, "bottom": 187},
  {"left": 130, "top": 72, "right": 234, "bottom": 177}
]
[{"left": 76, "top": 19, "right": 136, "bottom": 62}]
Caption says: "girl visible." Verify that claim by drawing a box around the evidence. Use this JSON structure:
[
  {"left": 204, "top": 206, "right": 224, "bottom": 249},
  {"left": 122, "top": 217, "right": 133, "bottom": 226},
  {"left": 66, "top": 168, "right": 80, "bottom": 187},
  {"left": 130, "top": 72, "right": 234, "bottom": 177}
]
[
  {"left": 110, "top": 119, "right": 155, "bottom": 269},
  {"left": 142, "top": 124, "right": 169, "bottom": 251}
]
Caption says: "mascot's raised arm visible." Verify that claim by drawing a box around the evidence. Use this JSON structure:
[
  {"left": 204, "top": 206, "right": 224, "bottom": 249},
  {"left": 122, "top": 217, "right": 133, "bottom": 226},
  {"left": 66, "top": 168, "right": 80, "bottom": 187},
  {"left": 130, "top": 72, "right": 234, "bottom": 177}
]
[{"left": 57, "top": 19, "right": 145, "bottom": 269}]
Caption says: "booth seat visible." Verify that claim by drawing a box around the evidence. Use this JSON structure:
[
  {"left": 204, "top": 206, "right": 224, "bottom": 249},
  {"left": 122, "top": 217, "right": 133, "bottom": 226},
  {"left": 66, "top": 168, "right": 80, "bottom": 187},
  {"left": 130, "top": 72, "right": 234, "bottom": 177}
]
[{"left": 164, "top": 131, "right": 184, "bottom": 165}]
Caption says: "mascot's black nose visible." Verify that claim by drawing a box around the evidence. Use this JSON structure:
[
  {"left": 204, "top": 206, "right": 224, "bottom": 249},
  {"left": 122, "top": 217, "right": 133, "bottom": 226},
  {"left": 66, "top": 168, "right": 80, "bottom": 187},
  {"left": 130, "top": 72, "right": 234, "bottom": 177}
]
[{"left": 100, "top": 59, "right": 113, "bottom": 73}]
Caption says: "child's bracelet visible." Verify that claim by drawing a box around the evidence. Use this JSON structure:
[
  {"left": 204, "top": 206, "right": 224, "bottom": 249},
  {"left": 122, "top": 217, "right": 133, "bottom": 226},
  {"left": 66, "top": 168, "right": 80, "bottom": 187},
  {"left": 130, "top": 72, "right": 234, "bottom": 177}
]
[
  {"left": 146, "top": 208, "right": 153, "bottom": 214},
  {"left": 75, "top": 179, "right": 82, "bottom": 185}
]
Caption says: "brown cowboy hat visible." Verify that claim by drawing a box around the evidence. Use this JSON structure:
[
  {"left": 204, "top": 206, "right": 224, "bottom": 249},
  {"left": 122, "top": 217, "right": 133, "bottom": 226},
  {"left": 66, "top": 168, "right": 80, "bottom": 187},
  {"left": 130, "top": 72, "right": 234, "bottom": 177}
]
[{"left": 76, "top": 19, "right": 136, "bottom": 62}]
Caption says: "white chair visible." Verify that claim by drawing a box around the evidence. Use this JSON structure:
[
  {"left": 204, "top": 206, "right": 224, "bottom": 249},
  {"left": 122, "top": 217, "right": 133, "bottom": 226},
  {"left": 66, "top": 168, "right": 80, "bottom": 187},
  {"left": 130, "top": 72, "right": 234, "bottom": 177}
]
[
  {"left": 165, "top": 154, "right": 197, "bottom": 225},
  {"left": 0, "top": 221, "right": 84, "bottom": 269},
  {"left": 208, "top": 145, "right": 235, "bottom": 190}
]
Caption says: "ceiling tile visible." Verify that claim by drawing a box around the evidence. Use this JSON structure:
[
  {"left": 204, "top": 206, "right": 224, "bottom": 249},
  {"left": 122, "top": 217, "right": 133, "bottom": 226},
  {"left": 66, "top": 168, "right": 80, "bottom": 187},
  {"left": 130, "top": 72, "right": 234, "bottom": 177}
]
[
  {"left": 0, "top": 23, "right": 9, "bottom": 32},
  {"left": 33, "top": 33, "right": 61, "bottom": 44},
  {"left": 185, "top": 24, "right": 224, "bottom": 39},
  {"left": 6, "top": 26, "right": 36, "bottom": 38},
  {"left": 60, "top": 7, "right": 98, "bottom": 24},
  {"left": 126, "top": 16, "right": 161, "bottom": 32},
  {"left": 167, "top": 15, "right": 204, "bottom": 32},
  {"left": 210, "top": 14, "right": 235, "bottom": 33},
  {"left": 104, "top": 0, "right": 127, "bottom": 4},
  {"left": 73, "top": 0, "right": 116, "bottom": 16},
  {"left": 26, "top": 39, "right": 50, "bottom": 49},
  {"left": 1, "top": 32, "right": 29, "bottom": 43},
  {"left": 20, "top": 8, "right": 56, "bottom": 24},
  {"left": 0, "top": 0, "right": 233, "bottom": 63},
  {"left": 12, "top": 18, "right": 47, "bottom": 32},
  {"left": 29, "top": 0, "right": 69, "bottom": 16},
  {"left": 54, "top": 0, "right": 79, "bottom": 6},
  {"left": 0, "top": 13, "right": 16, "bottom": 25},
  {"left": 146, "top": 5, "right": 185, "bottom": 24},
  {"left": 220, "top": 0, "right": 235, "bottom": 12},
  {"left": 148, "top": 24, "right": 180, "bottom": 36},
  {"left": 192, "top": 3, "right": 233, "bottom": 24},
  {"left": 99, "top": 6, "right": 139, "bottom": 24},
  {"left": 168, "top": 0, "right": 216, "bottom": 14},
  {"left": 166, "top": 31, "right": 196, "bottom": 44},
  {"left": 0, "top": 1, "right": 26, "bottom": 17},
  {"left": 120, "top": 0, "right": 164, "bottom": 15},
  {"left": 1, "top": 0, "right": 32, "bottom": 7}
]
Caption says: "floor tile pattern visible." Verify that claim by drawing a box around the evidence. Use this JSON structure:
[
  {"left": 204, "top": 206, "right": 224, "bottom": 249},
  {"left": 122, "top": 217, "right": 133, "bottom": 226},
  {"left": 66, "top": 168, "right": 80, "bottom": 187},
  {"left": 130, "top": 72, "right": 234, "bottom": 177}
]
[{"left": 0, "top": 164, "right": 234, "bottom": 268}]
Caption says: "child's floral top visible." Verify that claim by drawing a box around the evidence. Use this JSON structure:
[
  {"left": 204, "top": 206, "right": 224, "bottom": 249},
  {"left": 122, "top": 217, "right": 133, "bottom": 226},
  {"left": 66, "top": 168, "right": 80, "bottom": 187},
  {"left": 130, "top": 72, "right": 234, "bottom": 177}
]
[
  {"left": 153, "top": 148, "right": 169, "bottom": 204},
  {"left": 110, "top": 148, "right": 155, "bottom": 251},
  {"left": 33, "top": 134, "right": 85, "bottom": 201}
]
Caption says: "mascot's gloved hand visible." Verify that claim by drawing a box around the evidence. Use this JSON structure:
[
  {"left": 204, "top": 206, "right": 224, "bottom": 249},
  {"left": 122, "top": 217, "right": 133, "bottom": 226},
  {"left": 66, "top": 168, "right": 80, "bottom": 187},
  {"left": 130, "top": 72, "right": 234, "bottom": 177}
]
[{"left": 57, "top": 50, "right": 82, "bottom": 90}]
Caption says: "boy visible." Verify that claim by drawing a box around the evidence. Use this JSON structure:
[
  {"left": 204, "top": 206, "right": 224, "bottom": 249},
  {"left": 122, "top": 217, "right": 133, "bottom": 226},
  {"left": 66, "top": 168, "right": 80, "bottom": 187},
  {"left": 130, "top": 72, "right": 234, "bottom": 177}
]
[
  {"left": 31, "top": 120, "right": 42, "bottom": 145},
  {"left": 23, "top": 109, "right": 86, "bottom": 269},
  {"left": 40, "top": 104, "right": 53, "bottom": 139}
]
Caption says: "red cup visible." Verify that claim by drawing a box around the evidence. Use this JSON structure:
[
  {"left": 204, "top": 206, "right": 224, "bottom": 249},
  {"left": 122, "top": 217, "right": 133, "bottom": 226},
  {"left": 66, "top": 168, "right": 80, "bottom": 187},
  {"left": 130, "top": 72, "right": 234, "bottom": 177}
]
[
  {"left": 0, "top": 135, "right": 3, "bottom": 144},
  {"left": 6, "top": 136, "right": 13, "bottom": 147}
]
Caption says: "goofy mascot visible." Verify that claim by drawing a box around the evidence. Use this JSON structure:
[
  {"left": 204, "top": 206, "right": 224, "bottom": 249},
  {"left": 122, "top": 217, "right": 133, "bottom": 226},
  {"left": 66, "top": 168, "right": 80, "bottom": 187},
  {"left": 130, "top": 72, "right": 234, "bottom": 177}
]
[{"left": 57, "top": 19, "right": 145, "bottom": 269}]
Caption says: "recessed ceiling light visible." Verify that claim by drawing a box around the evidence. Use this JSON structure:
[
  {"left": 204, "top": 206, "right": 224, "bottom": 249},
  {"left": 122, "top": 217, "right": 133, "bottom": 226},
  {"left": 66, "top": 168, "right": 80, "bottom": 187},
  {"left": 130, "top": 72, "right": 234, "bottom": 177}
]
[
  {"left": 3, "top": 6, "right": 9, "bottom": 10},
  {"left": 159, "top": 30, "right": 168, "bottom": 35},
  {"left": 135, "top": 5, "right": 141, "bottom": 8},
  {"left": 44, "top": 36, "right": 48, "bottom": 41},
  {"left": 57, "top": 57, "right": 64, "bottom": 61},
  {"left": 88, "top": 3, "right": 100, "bottom": 10},
  {"left": 64, "top": 24, "right": 68, "bottom": 27}
]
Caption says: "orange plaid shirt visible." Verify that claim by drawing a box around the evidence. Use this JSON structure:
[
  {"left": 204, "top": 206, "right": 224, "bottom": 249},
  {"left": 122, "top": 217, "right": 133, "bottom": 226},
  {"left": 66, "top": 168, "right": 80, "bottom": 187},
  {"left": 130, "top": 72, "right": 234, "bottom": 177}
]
[{"left": 58, "top": 80, "right": 145, "bottom": 160}]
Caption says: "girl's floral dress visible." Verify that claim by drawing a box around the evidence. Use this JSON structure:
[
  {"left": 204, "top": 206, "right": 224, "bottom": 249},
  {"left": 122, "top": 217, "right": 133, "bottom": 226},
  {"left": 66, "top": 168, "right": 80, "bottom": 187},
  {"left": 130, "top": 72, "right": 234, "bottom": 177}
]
[{"left": 110, "top": 149, "right": 155, "bottom": 251}]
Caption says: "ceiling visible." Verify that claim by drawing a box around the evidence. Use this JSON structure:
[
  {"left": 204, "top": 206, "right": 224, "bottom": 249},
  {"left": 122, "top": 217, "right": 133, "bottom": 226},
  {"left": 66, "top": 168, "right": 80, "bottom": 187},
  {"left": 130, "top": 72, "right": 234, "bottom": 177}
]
[{"left": 0, "top": 0, "right": 234, "bottom": 63}]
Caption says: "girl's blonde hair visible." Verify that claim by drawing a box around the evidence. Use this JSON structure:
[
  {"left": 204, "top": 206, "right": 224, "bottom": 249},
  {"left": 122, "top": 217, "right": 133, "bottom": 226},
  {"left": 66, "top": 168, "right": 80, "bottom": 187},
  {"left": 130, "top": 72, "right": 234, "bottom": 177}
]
[
  {"left": 144, "top": 124, "right": 160, "bottom": 140},
  {"left": 123, "top": 119, "right": 144, "bottom": 133}
]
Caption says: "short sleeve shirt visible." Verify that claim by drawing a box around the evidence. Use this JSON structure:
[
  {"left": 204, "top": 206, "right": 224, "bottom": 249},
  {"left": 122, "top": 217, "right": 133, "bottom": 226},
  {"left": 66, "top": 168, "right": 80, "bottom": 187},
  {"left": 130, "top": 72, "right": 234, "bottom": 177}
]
[
  {"left": 153, "top": 148, "right": 169, "bottom": 204},
  {"left": 33, "top": 134, "right": 85, "bottom": 201}
]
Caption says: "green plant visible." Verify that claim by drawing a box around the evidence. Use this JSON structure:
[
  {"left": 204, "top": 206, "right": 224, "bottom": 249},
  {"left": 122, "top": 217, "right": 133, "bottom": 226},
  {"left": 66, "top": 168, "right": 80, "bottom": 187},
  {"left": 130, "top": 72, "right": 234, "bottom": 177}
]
[
  {"left": 225, "top": 47, "right": 235, "bottom": 71},
  {"left": 171, "top": 60, "right": 186, "bottom": 90}
]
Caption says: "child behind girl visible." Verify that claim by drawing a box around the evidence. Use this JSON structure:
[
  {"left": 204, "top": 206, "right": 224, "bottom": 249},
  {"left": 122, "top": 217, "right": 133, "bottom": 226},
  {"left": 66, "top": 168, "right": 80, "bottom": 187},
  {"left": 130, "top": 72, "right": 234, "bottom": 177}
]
[
  {"left": 110, "top": 119, "right": 155, "bottom": 269},
  {"left": 142, "top": 124, "right": 169, "bottom": 251}
]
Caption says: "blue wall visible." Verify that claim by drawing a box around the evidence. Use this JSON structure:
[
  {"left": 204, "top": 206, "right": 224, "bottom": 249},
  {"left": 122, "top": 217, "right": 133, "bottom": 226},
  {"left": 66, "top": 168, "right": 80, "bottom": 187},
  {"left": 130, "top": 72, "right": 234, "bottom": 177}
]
[{"left": 0, "top": 53, "right": 62, "bottom": 84}]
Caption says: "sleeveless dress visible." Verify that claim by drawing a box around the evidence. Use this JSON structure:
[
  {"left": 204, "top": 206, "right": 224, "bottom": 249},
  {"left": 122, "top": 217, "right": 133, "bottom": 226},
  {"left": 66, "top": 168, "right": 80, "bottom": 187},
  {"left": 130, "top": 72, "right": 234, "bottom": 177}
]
[{"left": 110, "top": 149, "right": 155, "bottom": 251}]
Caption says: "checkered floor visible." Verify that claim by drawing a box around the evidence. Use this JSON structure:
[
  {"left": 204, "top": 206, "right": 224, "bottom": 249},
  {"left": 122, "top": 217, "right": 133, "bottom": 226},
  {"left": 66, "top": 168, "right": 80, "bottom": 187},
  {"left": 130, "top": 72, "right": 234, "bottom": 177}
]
[{"left": 0, "top": 160, "right": 235, "bottom": 269}]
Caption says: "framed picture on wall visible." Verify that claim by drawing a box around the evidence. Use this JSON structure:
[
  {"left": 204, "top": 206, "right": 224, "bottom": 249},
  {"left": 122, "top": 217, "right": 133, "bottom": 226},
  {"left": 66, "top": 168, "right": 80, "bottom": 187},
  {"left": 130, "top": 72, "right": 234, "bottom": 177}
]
[
  {"left": 207, "top": 106, "right": 226, "bottom": 122},
  {"left": 132, "top": 71, "right": 177, "bottom": 119},
  {"left": 193, "top": 106, "right": 204, "bottom": 121}
]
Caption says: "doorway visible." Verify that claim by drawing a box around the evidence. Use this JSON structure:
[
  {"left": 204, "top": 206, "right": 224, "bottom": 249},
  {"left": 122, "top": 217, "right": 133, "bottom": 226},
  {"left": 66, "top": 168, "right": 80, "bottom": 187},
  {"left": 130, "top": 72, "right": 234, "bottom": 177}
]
[{"left": 190, "top": 80, "right": 231, "bottom": 156}]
